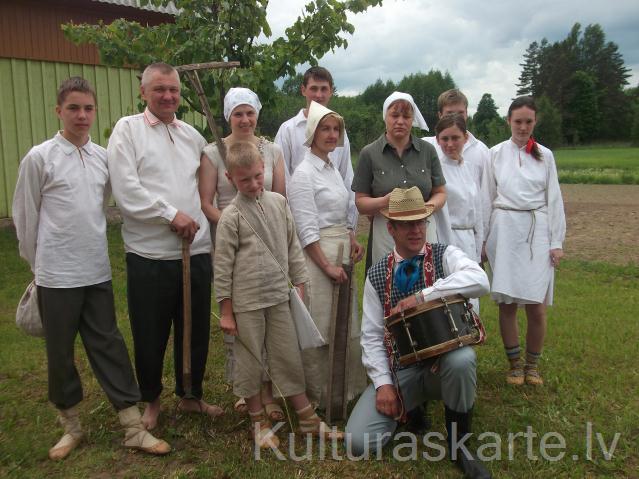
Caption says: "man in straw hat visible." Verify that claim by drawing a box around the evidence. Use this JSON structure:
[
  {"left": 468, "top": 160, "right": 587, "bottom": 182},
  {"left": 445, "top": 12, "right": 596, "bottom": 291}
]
[{"left": 345, "top": 187, "right": 491, "bottom": 478}]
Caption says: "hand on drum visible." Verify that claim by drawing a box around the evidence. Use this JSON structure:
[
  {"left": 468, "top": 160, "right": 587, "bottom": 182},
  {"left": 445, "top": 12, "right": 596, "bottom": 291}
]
[
  {"left": 389, "top": 294, "right": 418, "bottom": 316},
  {"left": 376, "top": 384, "right": 401, "bottom": 419},
  {"left": 550, "top": 248, "right": 564, "bottom": 267}
]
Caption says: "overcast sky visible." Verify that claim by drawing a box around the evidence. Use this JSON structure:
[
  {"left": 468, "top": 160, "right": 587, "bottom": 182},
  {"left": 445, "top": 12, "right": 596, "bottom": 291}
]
[{"left": 266, "top": 0, "right": 639, "bottom": 116}]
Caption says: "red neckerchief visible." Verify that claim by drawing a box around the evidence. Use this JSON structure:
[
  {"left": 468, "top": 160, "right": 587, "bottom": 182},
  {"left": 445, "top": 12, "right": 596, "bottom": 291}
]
[
  {"left": 525, "top": 137, "right": 536, "bottom": 155},
  {"left": 381, "top": 243, "right": 435, "bottom": 422}
]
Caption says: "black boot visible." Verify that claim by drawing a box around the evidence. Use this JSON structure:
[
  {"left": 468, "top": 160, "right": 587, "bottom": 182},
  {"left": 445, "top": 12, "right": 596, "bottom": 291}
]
[
  {"left": 404, "top": 401, "right": 431, "bottom": 435},
  {"left": 445, "top": 406, "right": 491, "bottom": 479}
]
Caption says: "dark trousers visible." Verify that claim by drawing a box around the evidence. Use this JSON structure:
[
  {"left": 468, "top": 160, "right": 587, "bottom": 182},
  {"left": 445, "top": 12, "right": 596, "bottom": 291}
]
[
  {"left": 126, "top": 253, "right": 211, "bottom": 402},
  {"left": 37, "top": 281, "right": 140, "bottom": 411}
]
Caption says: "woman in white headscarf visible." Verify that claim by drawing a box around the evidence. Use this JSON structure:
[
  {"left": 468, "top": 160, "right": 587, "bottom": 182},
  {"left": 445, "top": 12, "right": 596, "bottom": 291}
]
[
  {"left": 351, "top": 92, "right": 451, "bottom": 265},
  {"left": 198, "top": 87, "right": 286, "bottom": 418},
  {"left": 288, "top": 102, "right": 367, "bottom": 413},
  {"left": 199, "top": 87, "right": 286, "bottom": 227}
]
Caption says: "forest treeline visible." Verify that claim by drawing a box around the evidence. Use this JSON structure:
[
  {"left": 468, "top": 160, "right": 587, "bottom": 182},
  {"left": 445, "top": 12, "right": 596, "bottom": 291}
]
[{"left": 259, "top": 23, "right": 638, "bottom": 151}]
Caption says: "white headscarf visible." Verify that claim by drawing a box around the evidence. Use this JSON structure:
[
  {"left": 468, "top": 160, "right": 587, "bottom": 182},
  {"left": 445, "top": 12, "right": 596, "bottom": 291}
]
[
  {"left": 382, "top": 91, "right": 429, "bottom": 131},
  {"left": 303, "top": 101, "right": 345, "bottom": 147},
  {"left": 223, "top": 87, "right": 262, "bottom": 121}
]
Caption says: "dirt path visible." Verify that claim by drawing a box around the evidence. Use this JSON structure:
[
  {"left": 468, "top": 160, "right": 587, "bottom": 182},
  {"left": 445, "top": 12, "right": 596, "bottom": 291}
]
[{"left": 356, "top": 184, "right": 639, "bottom": 266}]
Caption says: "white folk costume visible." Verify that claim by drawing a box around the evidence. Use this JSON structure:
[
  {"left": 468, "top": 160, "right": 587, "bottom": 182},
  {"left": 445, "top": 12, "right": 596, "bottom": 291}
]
[
  {"left": 288, "top": 102, "right": 365, "bottom": 408},
  {"left": 439, "top": 154, "right": 483, "bottom": 263},
  {"left": 481, "top": 139, "right": 566, "bottom": 305},
  {"left": 423, "top": 131, "right": 490, "bottom": 187},
  {"left": 289, "top": 144, "right": 366, "bottom": 407}
]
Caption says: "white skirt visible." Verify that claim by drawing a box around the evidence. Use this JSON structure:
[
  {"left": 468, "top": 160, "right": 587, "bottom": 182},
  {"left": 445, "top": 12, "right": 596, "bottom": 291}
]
[
  {"left": 302, "top": 225, "right": 367, "bottom": 407},
  {"left": 486, "top": 208, "right": 554, "bottom": 305}
]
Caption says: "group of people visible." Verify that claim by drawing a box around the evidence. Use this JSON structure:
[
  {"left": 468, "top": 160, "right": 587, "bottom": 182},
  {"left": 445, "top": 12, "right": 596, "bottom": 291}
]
[{"left": 12, "top": 61, "right": 565, "bottom": 478}]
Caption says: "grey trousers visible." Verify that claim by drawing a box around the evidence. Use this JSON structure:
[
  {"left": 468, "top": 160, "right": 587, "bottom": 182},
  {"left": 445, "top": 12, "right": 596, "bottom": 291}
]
[
  {"left": 345, "top": 347, "right": 477, "bottom": 456},
  {"left": 37, "top": 281, "right": 140, "bottom": 411}
]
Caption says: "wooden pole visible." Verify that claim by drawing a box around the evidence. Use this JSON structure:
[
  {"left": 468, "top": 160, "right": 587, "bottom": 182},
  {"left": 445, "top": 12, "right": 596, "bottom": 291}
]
[{"left": 181, "top": 239, "right": 193, "bottom": 399}]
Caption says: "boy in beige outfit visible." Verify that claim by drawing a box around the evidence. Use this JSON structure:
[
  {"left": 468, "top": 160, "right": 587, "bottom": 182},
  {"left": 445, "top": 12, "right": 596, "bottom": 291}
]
[{"left": 214, "top": 141, "right": 342, "bottom": 448}]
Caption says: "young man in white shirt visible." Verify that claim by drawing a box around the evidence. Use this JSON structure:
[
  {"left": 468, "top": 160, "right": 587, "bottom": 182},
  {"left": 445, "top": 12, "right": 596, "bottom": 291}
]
[
  {"left": 13, "top": 77, "right": 170, "bottom": 460},
  {"left": 274, "top": 66, "right": 355, "bottom": 191},
  {"left": 107, "top": 63, "right": 222, "bottom": 430},
  {"left": 423, "top": 89, "right": 490, "bottom": 186},
  {"left": 345, "top": 188, "right": 491, "bottom": 479}
]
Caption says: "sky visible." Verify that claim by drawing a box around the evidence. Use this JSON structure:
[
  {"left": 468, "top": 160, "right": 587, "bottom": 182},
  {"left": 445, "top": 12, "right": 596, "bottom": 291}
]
[{"left": 265, "top": 0, "right": 639, "bottom": 116}]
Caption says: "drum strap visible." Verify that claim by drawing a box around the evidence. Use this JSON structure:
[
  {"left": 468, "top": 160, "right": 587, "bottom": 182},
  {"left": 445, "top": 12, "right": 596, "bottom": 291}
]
[{"left": 381, "top": 244, "right": 436, "bottom": 422}]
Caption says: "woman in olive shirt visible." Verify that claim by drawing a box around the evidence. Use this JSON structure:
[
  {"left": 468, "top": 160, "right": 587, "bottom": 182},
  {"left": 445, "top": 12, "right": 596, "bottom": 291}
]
[{"left": 352, "top": 92, "right": 451, "bottom": 264}]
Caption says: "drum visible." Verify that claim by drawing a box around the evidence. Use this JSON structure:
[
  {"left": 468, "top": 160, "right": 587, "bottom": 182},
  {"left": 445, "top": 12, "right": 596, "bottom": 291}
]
[{"left": 385, "top": 295, "right": 484, "bottom": 366}]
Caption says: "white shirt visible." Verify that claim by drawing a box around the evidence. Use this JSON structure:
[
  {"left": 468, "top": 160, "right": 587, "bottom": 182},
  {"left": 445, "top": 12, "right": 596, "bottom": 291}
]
[
  {"left": 423, "top": 131, "right": 489, "bottom": 187},
  {"left": 107, "top": 108, "right": 210, "bottom": 260},
  {"left": 360, "top": 245, "right": 489, "bottom": 389},
  {"left": 12, "top": 133, "right": 112, "bottom": 287},
  {"left": 481, "top": 139, "right": 566, "bottom": 249},
  {"left": 275, "top": 109, "right": 354, "bottom": 182},
  {"left": 439, "top": 155, "right": 483, "bottom": 261},
  {"left": 288, "top": 151, "right": 357, "bottom": 248}
]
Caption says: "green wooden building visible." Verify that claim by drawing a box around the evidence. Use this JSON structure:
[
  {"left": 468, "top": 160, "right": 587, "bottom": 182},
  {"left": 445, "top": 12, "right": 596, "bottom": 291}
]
[{"left": 0, "top": 0, "right": 204, "bottom": 219}]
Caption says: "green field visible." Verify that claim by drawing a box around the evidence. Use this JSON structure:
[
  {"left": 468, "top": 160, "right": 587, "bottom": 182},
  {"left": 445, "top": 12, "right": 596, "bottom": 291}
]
[
  {"left": 554, "top": 147, "right": 639, "bottom": 184},
  {"left": 1, "top": 226, "right": 638, "bottom": 478}
]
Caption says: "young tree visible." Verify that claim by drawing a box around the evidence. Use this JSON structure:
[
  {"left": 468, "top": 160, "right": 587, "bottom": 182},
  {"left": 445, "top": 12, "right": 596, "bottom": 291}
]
[{"left": 62, "top": 0, "right": 383, "bottom": 127}]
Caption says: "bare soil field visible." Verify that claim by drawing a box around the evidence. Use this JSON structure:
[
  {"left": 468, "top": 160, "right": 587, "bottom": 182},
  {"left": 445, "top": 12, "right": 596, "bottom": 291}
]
[
  {"left": 561, "top": 184, "right": 639, "bottom": 265},
  {"left": 356, "top": 184, "right": 639, "bottom": 266}
]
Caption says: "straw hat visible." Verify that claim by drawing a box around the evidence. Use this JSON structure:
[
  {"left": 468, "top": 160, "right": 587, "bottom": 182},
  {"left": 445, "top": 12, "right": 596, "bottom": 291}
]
[
  {"left": 380, "top": 187, "right": 434, "bottom": 221},
  {"left": 303, "top": 101, "right": 345, "bottom": 147}
]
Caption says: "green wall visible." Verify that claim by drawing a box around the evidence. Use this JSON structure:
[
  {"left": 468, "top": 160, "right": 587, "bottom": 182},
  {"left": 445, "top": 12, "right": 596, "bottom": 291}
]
[{"left": 0, "top": 58, "right": 206, "bottom": 218}]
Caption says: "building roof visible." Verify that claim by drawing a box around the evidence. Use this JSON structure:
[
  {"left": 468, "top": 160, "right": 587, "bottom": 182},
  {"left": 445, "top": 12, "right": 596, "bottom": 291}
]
[{"left": 92, "top": 0, "right": 179, "bottom": 15}]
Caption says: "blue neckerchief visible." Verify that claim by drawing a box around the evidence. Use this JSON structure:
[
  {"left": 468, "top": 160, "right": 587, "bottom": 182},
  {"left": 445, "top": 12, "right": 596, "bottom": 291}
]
[{"left": 394, "top": 255, "right": 422, "bottom": 294}]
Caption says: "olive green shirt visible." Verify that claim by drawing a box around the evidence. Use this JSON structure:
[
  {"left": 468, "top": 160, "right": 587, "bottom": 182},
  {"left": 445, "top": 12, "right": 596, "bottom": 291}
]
[{"left": 351, "top": 133, "right": 445, "bottom": 199}]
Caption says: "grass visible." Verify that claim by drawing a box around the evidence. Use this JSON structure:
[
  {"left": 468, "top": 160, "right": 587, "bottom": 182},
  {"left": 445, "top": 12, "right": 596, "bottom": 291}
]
[
  {"left": 1, "top": 225, "right": 638, "bottom": 478},
  {"left": 554, "top": 147, "right": 639, "bottom": 185}
]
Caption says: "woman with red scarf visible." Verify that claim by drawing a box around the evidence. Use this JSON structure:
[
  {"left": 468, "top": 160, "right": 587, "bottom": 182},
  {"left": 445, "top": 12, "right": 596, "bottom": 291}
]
[{"left": 481, "top": 96, "right": 566, "bottom": 387}]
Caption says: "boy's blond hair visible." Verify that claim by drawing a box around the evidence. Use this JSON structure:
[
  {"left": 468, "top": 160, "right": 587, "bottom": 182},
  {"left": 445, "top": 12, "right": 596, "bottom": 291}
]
[
  {"left": 437, "top": 89, "right": 469, "bottom": 112},
  {"left": 226, "top": 141, "right": 263, "bottom": 174}
]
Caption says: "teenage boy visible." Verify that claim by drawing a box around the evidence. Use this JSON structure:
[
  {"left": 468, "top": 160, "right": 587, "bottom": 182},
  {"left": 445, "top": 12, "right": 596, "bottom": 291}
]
[
  {"left": 13, "top": 77, "right": 170, "bottom": 460},
  {"left": 423, "top": 89, "right": 490, "bottom": 186},
  {"left": 275, "top": 66, "right": 355, "bottom": 189}
]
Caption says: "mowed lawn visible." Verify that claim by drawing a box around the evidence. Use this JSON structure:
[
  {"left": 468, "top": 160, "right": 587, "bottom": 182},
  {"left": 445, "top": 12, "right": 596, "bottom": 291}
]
[{"left": 1, "top": 225, "right": 637, "bottom": 478}]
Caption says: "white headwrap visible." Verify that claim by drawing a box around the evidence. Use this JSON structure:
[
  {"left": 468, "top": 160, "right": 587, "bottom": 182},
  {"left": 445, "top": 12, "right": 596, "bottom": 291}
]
[
  {"left": 304, "top": 101, "right": 345, "bottom": 147},
  {"left": 223, "top": 87, "right": 262, "bottom": 121},
  {"left": 382, "top": 91, "right": 429, "bottom": 131}
]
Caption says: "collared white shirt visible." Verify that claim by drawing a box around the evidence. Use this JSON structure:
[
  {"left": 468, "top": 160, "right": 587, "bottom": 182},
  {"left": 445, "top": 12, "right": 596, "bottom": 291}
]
[
  {"left": 360, "top": 245, "right": 489, "bottom": 389},
  {"left": 423, "top": 131, "right": 489, "bottom": 187},
  {"left": 288, "top": 150, "right": 357, "bottom": 248},
  {"left": 12, "top": 132, "right": 112, "bottom": 287},
  {"left": 107, "top": 108, "right": 210, "bottom": 260},
  {"left": 275, "top": 108, "right": 354, "bottom": 182}
]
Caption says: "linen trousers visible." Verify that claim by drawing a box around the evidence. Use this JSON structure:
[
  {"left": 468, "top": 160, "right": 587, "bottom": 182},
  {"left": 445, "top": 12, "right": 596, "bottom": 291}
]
[
  {"left": 38, "top": 281, "right": 140, "bottom": 411},
  {"left": 233, "top": 300, "right": 306, "bottom": 399},
  {"left": 126, "top": 253, "right": 211, "bottom": 402},
  {"left": 345, "top": 346, "right": 477, "bottom": 456}
]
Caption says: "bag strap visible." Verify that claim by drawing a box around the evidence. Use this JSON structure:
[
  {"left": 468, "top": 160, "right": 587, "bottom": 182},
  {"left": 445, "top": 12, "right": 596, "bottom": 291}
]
[{"left": 235, "top": 204, "right": 294, "bottom": 289}]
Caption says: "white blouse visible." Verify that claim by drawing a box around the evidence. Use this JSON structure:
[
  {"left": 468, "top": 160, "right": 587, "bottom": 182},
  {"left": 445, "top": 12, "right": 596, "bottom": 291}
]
[
  {"left": 288, "top": 151, "right": 358, "bottom": 248},
  {"left": 202, "top": 138, "right": 283, "bottom": 212}
]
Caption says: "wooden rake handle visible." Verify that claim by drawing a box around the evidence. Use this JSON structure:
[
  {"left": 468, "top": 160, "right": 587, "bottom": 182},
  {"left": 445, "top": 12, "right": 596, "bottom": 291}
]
[{"left": 182, "top": 239, "right": 193, "bottom": 398}]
